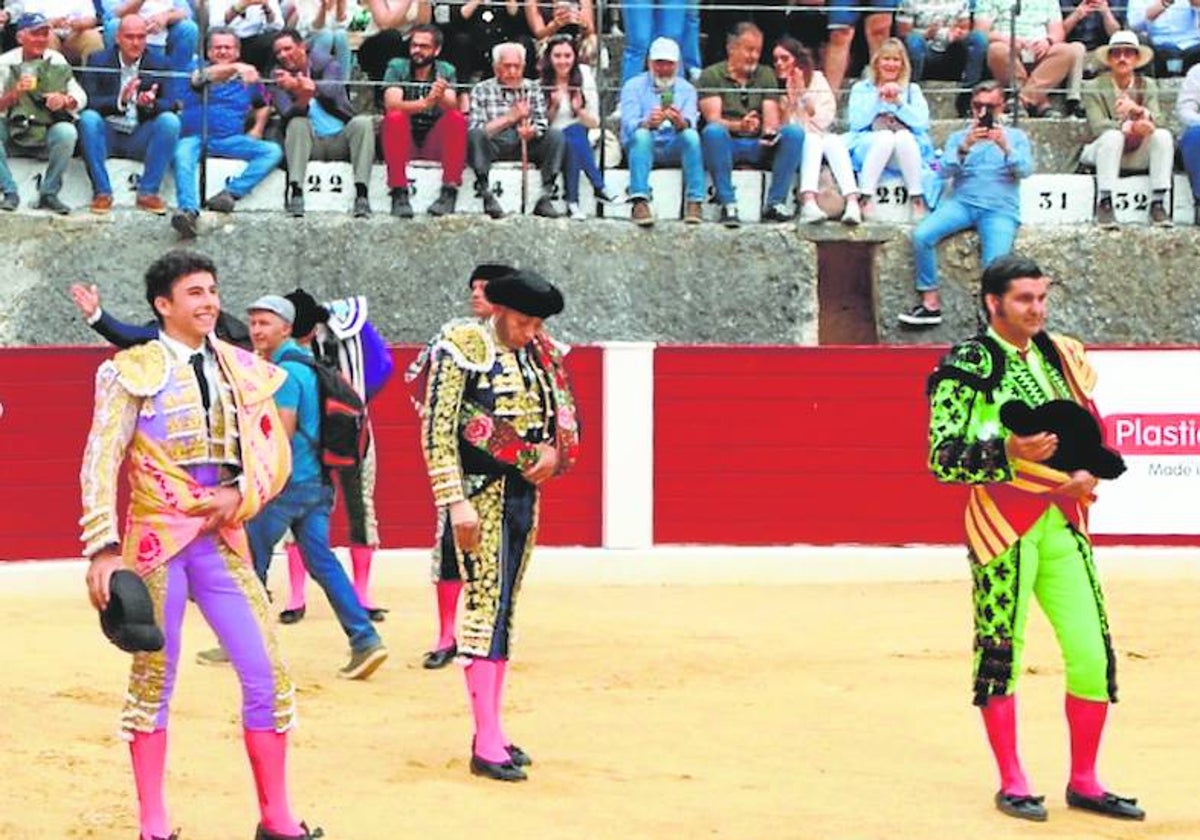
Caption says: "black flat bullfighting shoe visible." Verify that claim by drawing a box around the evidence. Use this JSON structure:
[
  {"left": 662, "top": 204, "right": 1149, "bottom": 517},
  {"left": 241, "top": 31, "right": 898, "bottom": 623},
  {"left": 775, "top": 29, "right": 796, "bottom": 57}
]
[
  {"left": 254, "top": 822, "right": 324, "bottom": 839},
  {"left": 470, "top": 754, "right": 528, "bottom": 782},
  {"left": 994, "top": 791, "right": 1048, "bottom": 822},
  {"left": 506, "top": 743, "right": 532, "bottom": 767},
  {"left": 422, "top": 645, "right": 457, "bottom": 669},
  {"left": 278, "top": 607, "right": 306, "bottom": 625},
  {"left": 1066, "top": 788, "right": 1145, "bottom": 820}
]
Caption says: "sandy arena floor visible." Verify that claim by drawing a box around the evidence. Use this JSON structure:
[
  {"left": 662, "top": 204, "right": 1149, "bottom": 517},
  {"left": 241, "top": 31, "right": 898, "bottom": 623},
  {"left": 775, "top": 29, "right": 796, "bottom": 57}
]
[{"left": 1, "top": 548, "right": 1198, "bottom": 840}]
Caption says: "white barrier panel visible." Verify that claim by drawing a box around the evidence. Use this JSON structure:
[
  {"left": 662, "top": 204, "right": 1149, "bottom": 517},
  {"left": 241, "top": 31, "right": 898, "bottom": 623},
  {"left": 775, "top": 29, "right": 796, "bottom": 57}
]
[
  {"left": 457, "top": 165, "right": 525, "bottom": 216},
  {"left": 1109, "top": 174, "right": 1155, "bottom": 226},
  {"left": 205, "top": 157, "right": 285, "bottom": 211},
  {"left": 598, "top": 169, "right": 683, "bottom": 221},
  {"left": 7, "top": 158, "right": 92, "bottom": 210},
  {"left": 1019, "top": 173, "right": 1096, "bottom": 226},
  {"left": 1090, "top": 350, "right": 1200, "bottom": 534},
  {"left": 866, "top": 176, "right": 919, "bottom": 223},
  {"left": 298, "top": 160, "right": 355, "bottom": 213},
  {"left": 1173, "top": 173, "right": 1194, "bottom": 224},
  {"left": 701, "top": 169, "right": 763, "bottom": 223}
]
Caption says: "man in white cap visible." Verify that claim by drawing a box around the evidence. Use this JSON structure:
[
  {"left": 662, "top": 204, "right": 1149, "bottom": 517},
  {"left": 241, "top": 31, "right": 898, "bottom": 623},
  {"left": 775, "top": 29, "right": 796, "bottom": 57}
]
[
  {"left": 619, "top": 36, "right": 704, "bottom": 226},
  {"left": 1081, "top": 30, "right": 1174, "bottom": 227},
  {"left": 234, "top": 293, "right": 389, "bottom": 680}
]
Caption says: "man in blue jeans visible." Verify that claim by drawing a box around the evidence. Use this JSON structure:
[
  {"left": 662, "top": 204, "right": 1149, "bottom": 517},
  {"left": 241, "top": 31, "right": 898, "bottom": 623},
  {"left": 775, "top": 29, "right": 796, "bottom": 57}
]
[
  {"left": 698, "top": 22, "right": 804, "bottom": 227},
  {"left": 170, "top": 26, "right": 282, "bottom": 238},
  {"left": 78, "top": 15, "right": 181, "bottom": 216},
  {"left": 1176, "top": 60, "right": 1200, "bottom": 226},
  {"left": 620, "top": 36, "right": 705, "bottom": 226},
  {"left": 899, "top": 80, "right": 1033, "bottom": 328},
  {"left": 240, "top": 293, "right": 388, "bottom": 681}
]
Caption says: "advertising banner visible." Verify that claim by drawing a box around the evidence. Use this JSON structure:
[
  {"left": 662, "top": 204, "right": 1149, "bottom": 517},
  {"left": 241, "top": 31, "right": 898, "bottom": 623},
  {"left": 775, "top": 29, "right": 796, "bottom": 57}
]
[{"left": 1090, "top": 350, "right": 1200, "bottom": 534}]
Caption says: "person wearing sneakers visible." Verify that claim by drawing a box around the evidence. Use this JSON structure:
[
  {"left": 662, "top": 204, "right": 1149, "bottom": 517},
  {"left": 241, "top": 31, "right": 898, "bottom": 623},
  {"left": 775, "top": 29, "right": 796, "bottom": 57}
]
[
  {"left": 900, "top": 80, "right": 1032, "bottom": 328},
  {"left": 698, "top": 21, "right": 804, "bottom": 227},
  {"left": 80, "top": 251, "right": 321, "bottom": 840},
  {"left": 0, "top": 12, "right": 87, "bottom": 214},
  {"left": 420, "top": 269, "right": 580, "bottom": 781},
  {"left": 405, "top": 262, "right": 511, "bottom": 669},
  {"left": 77, "top": 15, "right": 180, "bottom": 218},
  {"left": 275, "top": 288, "right": 394, "bottom": 626},
  {"left": 238, "top": 293, "right": 389, "bottom": 681},
  {"left": 169, "top": 26, "right": 283, "bottom": 239},
  {"left": 925, "top": 254, "right": 1144, "bottom": 825},
  {"left": 619, "top": 36, "right": 704, "bottom": 226},
  {"left": 772, "top": 36, "right": 862, "bottom": 226},
  {"left": 1081, "top": 30, "right": 1174, "bottom": 228},
  {"left": 380, "top": 23, "right": 468, "bottom": 219},
  {"left": 468, "top": 41, "right": 565, "bottom": 218},
  {"left": 540, "top": 33, "right": 618, "bottom": 220}
]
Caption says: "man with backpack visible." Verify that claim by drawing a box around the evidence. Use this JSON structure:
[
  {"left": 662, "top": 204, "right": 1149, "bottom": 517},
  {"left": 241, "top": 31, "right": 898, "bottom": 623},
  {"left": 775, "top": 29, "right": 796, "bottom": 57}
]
[
  {"left": 237, "top": 293, "right": 388, "bottom": 680},
  {"left": 274, "top": 288, "right": 394, "bottom": 626}
]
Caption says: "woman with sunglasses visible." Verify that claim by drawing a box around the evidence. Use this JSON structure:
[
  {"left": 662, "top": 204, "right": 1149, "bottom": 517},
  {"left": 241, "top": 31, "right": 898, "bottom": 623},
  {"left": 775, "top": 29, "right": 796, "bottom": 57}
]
[
  {"left": 772, "top": 35, "right": 861, "bottom": 225},
  {"left": 540, "top": 33, "right": 617, "bottom": 219},
  {"left": 845, "top": 37, "right": 935, "bottom": 220}
]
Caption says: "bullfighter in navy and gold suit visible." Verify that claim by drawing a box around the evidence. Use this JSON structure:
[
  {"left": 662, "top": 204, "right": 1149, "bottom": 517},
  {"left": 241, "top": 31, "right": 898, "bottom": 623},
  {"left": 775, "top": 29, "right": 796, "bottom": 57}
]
[
  {"left": 80, "top": 252, "right": 319, "bottom": 840},
  {"left": 419, "top": 269, "right": 579, "bottom": 783}
]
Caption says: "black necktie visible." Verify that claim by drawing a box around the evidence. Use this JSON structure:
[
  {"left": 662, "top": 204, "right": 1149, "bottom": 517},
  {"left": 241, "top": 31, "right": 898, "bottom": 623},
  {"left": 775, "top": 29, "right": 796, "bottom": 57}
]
[{"left": 190, "top": 352, "right": 211, "bottom": 414}]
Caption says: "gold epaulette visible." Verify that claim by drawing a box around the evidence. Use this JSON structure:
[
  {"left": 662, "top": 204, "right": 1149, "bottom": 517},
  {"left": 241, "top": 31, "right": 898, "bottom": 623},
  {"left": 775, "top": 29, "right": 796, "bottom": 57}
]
[
  {"left": 434, "top": 320, "right": 496, "bottom": 373},
  {"left": 1048, "top": 333, "right": 1097, "bottom": 398},
  {"left": 110, "top": 340, "right": 171, "bottom": 397}
]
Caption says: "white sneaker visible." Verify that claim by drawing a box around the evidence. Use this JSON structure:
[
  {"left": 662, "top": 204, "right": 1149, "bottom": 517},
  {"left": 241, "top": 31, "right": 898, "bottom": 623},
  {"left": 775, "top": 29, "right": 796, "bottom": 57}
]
[
  {"left": 567, "top": 201, "right": 587, "bottom": 220},
  {"left": 799, "top": 202, "right": 828, "bottom": 224},
  {"left": 842, "top": 201, "right": 862, "bottom": 226}
]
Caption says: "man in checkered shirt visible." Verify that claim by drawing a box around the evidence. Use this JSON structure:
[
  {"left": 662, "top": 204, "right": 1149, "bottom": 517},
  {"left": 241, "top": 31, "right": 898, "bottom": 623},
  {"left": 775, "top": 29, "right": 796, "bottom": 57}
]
[{"left": 468, "top": 41, "right": 564, "bottom": 218}]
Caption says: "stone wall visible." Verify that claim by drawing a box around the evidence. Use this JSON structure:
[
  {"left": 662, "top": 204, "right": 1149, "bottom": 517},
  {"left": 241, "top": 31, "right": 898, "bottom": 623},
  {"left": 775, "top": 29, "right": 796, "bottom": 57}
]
[{"left": 1, "top": 212, "right": 1196, "bottom": 347}]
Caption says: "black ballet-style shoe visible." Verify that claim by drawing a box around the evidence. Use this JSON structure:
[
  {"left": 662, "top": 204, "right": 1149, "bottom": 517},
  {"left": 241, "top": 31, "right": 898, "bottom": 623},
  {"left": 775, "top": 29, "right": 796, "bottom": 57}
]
[
  {"left": 470, "top": 753, "right": 527, "bottom": 782},
  {"left": 254, "top": 822, "right": 323, "bottom": 840},
  {"left": 278, "top": 606, "right": 306, "bottom": 625},
  {"left": 367, "top": 607, "right": 389, "bottom": 623},
  {"left": 141, "top": 832, "right": 180, "bottom": 840},
  {"left": 422, "top": 644, "right": 457, "bottom": 669},
  {"left": 506, "top": 743, "right": 532, "bottom": 767},
  {"left": 994, "top": 791, "right": 1048, "bottom": 821},
  {"left": 1066, "top": 787, "right": 1146, "bottom": 820}
]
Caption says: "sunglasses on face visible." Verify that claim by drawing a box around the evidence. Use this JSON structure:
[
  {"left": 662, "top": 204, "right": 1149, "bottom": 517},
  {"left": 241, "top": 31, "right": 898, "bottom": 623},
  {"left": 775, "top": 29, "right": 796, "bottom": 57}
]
[{"left": 1109, "top": 47, "right": 1139, "bottom": 57}]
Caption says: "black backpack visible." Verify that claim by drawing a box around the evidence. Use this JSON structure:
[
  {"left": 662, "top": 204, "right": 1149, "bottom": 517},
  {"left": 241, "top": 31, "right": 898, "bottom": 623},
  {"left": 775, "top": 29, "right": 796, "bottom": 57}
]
[{"left": 278, "top": 350, "right": 367, "bottom": 471}]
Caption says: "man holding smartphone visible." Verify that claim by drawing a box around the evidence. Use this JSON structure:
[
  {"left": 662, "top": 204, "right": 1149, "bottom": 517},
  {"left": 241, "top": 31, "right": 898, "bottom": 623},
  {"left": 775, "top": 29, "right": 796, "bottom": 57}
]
[{"left": 899, "top": 80, "right": 1034, "bottom": 328}]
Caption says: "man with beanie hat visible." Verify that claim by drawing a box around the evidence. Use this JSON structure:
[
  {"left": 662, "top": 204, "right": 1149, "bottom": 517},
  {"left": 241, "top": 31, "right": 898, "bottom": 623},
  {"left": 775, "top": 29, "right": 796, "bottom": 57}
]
[
  {"left": 419, "top": 267, "right": 580, "bottom": 781},
  {"left": 273, "top": 288, "right": 396, "bottom": 626}
]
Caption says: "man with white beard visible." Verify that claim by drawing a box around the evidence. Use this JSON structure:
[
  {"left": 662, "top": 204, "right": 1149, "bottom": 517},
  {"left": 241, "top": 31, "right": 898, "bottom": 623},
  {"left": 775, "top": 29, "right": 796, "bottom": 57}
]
[{"left": 618, "top": 37, "right": 704, "bottom": 226}]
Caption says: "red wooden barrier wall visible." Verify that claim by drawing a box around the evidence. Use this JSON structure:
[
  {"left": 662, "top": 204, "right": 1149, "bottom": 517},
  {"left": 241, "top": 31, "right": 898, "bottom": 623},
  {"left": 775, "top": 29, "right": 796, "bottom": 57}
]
[
  {"left": 653, "top": 346, "right": 965, "bottom": 545},
  {"left": 0, "top": 345, "right": 604, "bottom": 561}
]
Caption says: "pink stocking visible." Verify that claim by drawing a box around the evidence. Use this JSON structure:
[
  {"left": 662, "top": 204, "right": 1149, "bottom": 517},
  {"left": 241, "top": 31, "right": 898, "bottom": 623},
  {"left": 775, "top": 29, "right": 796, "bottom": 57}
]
[
  {"left": 1065, "top": 694, "right": 1108, "bottom": 797},
  {"left": 350, "top": 545, "right": 375, "bottom": 610},
  {"left": 495, "top": 658, "right": 510, "bottom": 747},
  {"left": 465, "top": 658, "right": 508, "bottom": 762},
  {"left": 435, "top": 581, "right": 462, "bottom": 649},
  {"left": 284, "top": 544, "right": 306, "bottom": 612},
  {"left": 130, "top": 729, "right": 170, "bottom": 840},
  {"left": 243, "top": 729, "right": 303, "bottom": 837},
  {"left": 980, "top": 694, "right": 1031, "bottom": 796}
]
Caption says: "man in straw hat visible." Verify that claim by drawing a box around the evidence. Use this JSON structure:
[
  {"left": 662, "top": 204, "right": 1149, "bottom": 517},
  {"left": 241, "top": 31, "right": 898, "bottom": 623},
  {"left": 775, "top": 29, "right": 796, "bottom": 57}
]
[
  {"left": 1081, "top": 29, "right": 1174, "bottom": 227},
  {"left": 925, "top": 254, "right": 1144, "bottom": 824},
  {"left": 418, "top": 268, "right": 580, "bottom": 781}
]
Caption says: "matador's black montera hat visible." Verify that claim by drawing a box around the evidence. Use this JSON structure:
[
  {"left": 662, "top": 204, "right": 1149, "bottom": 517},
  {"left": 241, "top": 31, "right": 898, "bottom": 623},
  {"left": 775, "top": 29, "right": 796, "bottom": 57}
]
[
  {"left": 484, "top": 270, "right": 564, "bottom": 318},
  {"left": 101, "top": 570, "right": 165, "bottom": 653}
]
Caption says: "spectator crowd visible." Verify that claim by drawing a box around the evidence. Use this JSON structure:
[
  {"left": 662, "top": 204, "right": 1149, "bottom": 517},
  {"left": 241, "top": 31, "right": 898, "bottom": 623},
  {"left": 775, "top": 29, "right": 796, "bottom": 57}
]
[{"left": 3, "top": 0, "right": 1200, "bottom": 270}]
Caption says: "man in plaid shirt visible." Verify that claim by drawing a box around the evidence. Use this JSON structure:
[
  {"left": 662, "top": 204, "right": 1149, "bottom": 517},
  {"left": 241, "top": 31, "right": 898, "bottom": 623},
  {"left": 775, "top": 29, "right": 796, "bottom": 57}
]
[{"left": 468, "top": 41, "right": 564, "bottom": 217}]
